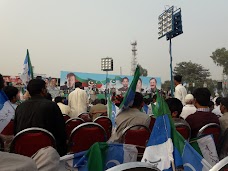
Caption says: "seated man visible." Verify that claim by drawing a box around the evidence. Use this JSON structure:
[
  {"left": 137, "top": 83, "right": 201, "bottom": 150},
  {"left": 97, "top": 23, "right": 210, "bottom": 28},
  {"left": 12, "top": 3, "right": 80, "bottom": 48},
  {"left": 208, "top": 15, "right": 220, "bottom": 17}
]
[
  {"left": 14, "top": 79, "right": 67, "bottom": 156},
  {"left": 180, "top": 94, "right": 196, "bottom": 119},
  {"left": 109, "top": 92, "right": 151, "bottom": 143},
  {"left": 89, "top": 99, "right": 107, "bottom": 120},
  {"left": 219, "top": 97, "right": 228, "bottom": 135},
  {"left": 54, "top": 96, "right": 70, "bottom": 115},
  {"left": 185, "top": 88, "right": 220, "bottom": 138},
  {"left": 212, "top": 97, "right": 223, "bottom": 117},
  {"left": 3, "top": 86, "right": 20, "bottom": 119},
  {"left": 166, "top": 97, "right": 190, "bottom": 127}
]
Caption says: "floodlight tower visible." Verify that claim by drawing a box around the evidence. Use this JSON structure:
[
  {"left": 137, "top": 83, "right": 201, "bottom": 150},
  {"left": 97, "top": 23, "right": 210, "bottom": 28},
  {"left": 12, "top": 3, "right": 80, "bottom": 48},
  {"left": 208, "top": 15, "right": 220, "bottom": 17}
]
[
  {"left": 131, "top": 41, "right": 137, "bottom": 76},
  {"left": 158, "top": 6, "right": 183, "bottom": 97},
  {"left": 101, "top": 57, "right": 113, "bottom": 98}
]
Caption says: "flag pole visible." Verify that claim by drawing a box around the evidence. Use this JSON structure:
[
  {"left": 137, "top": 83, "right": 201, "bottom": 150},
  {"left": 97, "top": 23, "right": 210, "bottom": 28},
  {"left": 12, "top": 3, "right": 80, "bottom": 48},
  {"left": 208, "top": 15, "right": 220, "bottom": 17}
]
[{"left": 171, "top": 161, "right": 176, "bottom": 171}]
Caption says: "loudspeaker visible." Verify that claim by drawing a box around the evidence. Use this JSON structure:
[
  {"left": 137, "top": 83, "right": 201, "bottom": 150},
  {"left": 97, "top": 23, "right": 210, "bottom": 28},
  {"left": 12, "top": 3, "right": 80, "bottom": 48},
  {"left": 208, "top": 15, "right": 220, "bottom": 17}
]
[{"left": 217, "top": 82, "right": 222, "bottom": 90}]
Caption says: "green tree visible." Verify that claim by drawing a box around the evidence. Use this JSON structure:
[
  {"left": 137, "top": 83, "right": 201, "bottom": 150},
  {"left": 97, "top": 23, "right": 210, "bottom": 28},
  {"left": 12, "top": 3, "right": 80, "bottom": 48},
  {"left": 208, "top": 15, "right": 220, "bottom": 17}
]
[
  {"left": 210, "top": 47, "right": 228, "bottom": 75},
  {"left": 174, "top": 61, "right": 211, "bottom": 88},
  {"left": 162, "top": 80, "right": 171, "bottom": 92}
]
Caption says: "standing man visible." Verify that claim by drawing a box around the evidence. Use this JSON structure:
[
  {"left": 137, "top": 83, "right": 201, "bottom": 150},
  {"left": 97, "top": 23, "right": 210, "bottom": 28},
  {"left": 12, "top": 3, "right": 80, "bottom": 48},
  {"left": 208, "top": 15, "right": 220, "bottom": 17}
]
[
  {"left": 14, "top": 79, "right": 67, "bottom": 156},
  {"left": 174, "top": 75, "right": 187, "bottom": 105},
  {"left": 68, "top": 82, "right": 89, "bottom": 117}
]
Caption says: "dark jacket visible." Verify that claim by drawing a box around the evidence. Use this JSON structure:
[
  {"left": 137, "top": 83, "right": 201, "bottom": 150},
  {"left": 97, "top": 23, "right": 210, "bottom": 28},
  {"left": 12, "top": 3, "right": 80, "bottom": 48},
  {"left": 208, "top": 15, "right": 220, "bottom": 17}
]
[
  {"left": 186, "top": 111, "right": 220, "bottom": 138},
  {"left": 14, "top": 95, "right": 67, "bottom": 156}
]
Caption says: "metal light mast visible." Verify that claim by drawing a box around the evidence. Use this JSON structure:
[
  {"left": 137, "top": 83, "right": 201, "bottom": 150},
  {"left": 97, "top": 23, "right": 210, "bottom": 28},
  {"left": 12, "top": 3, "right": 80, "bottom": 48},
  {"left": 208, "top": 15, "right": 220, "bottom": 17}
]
[{"left": 131, "top": 41, "right": 137, "bottom": 76}]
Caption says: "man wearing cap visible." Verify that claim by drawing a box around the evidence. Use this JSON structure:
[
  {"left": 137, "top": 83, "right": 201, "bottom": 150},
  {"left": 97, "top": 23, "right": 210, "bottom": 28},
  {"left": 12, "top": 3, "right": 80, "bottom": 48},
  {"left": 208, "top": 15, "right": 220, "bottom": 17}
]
[{"left": 180, "top": 94, "right": 196, "bottom": 119}]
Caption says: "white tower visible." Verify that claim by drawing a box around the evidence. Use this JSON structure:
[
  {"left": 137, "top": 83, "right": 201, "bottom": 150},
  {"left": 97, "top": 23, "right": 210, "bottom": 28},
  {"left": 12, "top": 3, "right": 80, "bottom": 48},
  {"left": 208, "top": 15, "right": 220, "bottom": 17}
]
[{"left": 131, "top": 41, "right": 137, "bottom": 76}]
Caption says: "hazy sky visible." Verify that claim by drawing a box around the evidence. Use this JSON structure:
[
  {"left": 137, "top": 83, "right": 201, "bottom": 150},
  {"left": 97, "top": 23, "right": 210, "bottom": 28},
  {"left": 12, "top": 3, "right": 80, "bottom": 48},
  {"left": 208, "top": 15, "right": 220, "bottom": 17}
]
[{"left": 0, "top": 0, "right": 227, "bottom": 82}]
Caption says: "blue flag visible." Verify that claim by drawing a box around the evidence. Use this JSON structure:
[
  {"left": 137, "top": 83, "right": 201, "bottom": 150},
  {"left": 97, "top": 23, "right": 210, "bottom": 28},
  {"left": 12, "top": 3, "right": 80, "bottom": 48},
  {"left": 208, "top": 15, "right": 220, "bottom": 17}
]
[
  {"left": 0, "top": 90, "right": 14, "bottom": 133},
  {"left": 20, "top": 49, "right": 34, "bottom": 86},
  {"left": 142, "top": 114, "right": 174, "bottom": 170},
  {"left": 182, "top": 141, "right": 212, "bottom": 171},
  {"left": 74, "top": 142, "right": 137, "bottom": 171}
]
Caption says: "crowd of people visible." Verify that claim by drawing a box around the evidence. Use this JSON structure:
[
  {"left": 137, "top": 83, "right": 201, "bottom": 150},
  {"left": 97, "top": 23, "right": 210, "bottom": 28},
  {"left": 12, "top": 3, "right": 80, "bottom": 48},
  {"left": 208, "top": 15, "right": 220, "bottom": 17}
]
[{"left": 0, "top": 73, "right": 227, "bottom": 170}]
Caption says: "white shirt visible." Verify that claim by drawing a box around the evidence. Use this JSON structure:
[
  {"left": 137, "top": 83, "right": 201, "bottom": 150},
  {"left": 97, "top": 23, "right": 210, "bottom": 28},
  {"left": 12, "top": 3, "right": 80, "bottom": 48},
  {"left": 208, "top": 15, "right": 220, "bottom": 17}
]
[
  {"left": 57, "top": 102, "right": 70, "bottom": 115},
  {"left": 212, "top": 105, "right": 223, "bottom": 117},
  {"left": 175, "top": 84, "right": 187, "bottom": 105},
  {"left": 180, "top": 104, "right": 196, "bottom": 119},
  {"left": 68, "top": 88, "right": 89, "bottom": 118}
]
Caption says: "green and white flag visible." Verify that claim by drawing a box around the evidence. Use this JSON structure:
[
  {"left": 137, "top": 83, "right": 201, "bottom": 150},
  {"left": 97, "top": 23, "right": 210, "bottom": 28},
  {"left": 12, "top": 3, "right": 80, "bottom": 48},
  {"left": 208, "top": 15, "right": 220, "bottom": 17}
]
[{"left": 190, "top": 135, "right": 219, "bottom": 166}]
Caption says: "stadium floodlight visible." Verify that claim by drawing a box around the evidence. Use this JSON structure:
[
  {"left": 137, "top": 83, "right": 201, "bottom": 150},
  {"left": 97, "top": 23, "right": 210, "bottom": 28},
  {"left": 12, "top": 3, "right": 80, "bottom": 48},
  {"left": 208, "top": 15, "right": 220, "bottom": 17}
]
[
  {"left": 101, "top": 57, "right": 113, "bottom": 98},
  {"left": 158, "top": 6, "right": 183, "bottom": 97},
  {"left": 158, "top": 6, "right": 174, "bottom": 39},
  {"left": 101, "top": 57, "right": 113, "bottom": 71}
]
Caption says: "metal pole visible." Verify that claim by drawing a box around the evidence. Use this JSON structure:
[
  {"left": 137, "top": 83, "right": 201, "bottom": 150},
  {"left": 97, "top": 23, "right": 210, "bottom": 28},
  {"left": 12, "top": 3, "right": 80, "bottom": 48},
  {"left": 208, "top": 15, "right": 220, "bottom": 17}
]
[
  {"left": 169, "top": 37, "right": 174, "bottom": 97},
  {"left": 105, "top": 71, "right": 108, "bottom": 98}
]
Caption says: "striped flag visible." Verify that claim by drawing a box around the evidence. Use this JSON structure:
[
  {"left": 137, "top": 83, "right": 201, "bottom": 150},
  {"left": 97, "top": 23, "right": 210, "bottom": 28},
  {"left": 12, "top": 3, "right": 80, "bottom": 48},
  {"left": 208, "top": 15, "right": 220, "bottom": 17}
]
[
  {"left": 20, "top": 49, "right": 34, "bottom": 86},
  {"left": 142, "top": 92, "right": 212, "bottom": 170},
  {"left": 0, "top": 90, "right": 14, "bottom": 133}
]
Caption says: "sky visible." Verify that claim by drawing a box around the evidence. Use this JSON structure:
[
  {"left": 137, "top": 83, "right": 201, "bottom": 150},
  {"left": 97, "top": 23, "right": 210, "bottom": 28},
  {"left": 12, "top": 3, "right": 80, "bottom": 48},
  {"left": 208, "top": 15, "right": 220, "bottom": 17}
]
[{"left": 0, "top": 0, "right": 227, "bottom": 82}]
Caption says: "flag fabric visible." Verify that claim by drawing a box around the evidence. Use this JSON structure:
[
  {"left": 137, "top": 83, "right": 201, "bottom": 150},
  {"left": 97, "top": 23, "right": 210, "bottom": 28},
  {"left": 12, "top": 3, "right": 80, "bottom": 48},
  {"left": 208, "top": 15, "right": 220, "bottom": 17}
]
[
  {"left": 141, "top": 114, "right": 174, "bottom": 170},
  {"left": 182, "top": 141, "right": 213, "bottom": 171},
  {"left": 142, "top": 91, "right": 212, "bottom": 171},
  {"left": 20, "top": 49, "right": 34, "bottom": 86},
  {"left": 190, "top": 135, "right": 219, "bottom": 166},
  {"left": 142, "top": 104, "right": 149, "bottom": 114},
  {"left": 61, "top": 142, "right": 138, "bottom": 171},
  {"left": 119, "top": 65, "right": 140, "bottom": 110},
  {"left": 0, "top": 90, "right": 14, "bottom": 133},
  {"left": 107, "top": 96, "right": 119, "bottom": 127}
]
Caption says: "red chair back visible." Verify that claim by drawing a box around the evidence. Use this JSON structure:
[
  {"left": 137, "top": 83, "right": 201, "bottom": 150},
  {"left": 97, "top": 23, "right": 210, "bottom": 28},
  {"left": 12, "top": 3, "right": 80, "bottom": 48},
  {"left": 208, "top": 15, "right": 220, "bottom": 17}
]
[
  {"left": 93, "top": 116, "right": 112, "bottom": 139},
  {"left": 68, "top": 123, "right": 107, "bottom": 153},
  {"left": 1, "top": 120, "right": 14, "bottom": 135},
  {"left": 0, "top": 136, "right": 4, "bottom": 151},
  {"left": 63, "top": 114, "right": 70, "bottom": 123},
  {"left": 175, "top": 123, "right": 191, "bottom": 141},
  {"left": 122, "top": 125, "right": 151, "bottom": 154},
  {"left": 149, "top": 116, "right": 156, "bottom": 131},
  {"left": 65, "top": 118, "right": 85, "bottom": 138},
  {"left": 78, "top": 112, "right": 92, "bottom": 122},
  {"left": 197, "top": 123, "right": 221, "bottom": 145},
  {"left": 10, "top": 128, "right": 56, "bottom": 157}
]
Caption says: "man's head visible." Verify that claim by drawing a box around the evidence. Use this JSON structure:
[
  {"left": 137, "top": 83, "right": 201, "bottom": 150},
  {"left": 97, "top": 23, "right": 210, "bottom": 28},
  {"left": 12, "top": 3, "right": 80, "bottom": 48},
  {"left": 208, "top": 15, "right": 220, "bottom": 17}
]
[
  {"left": 193, "top": 88, "right": 211, "bottom": 108},
  {"left": 149, "top": 78, "right": 157, "bottom": 90},
  {"left": 54, "top": 96, "right": 64, "bottom": 103},
  {"left": 50, "top": 78, "right": 57, "bottom": 87},
  {"left": 174, "top": 75, "right": 182, "bottom": 86},
  {"left": 75, "top": 82, "right": 82, "bottom": 89},
  {"left": 3, "top": 86, "right": 19, "bottom": 103},
  {"left": 67, "top": 73, "right": 76, "bottom": 88},
  {"left": 215, "top": 97, "right": 222, "bottom": 106},
  {"left": 121, "top": 77, "right": 129, "bottom": 88},
  {"left": 220, "top": 97, "right": 228, "bottom": 114},
  {"left": 0, "top": 74, "right": 4, "bottom": 89},
  {"left": 166, "top": 98, "right": 183, "bottom": 118},
  {"left": 185, "top": 94, "right": 194, "bottom": 105},
  {"left": 132, "top": 92, "right": 144, "bottom": 109},
  {"left": 27, "top": 79, "right": 47, "bottom": 97}
]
